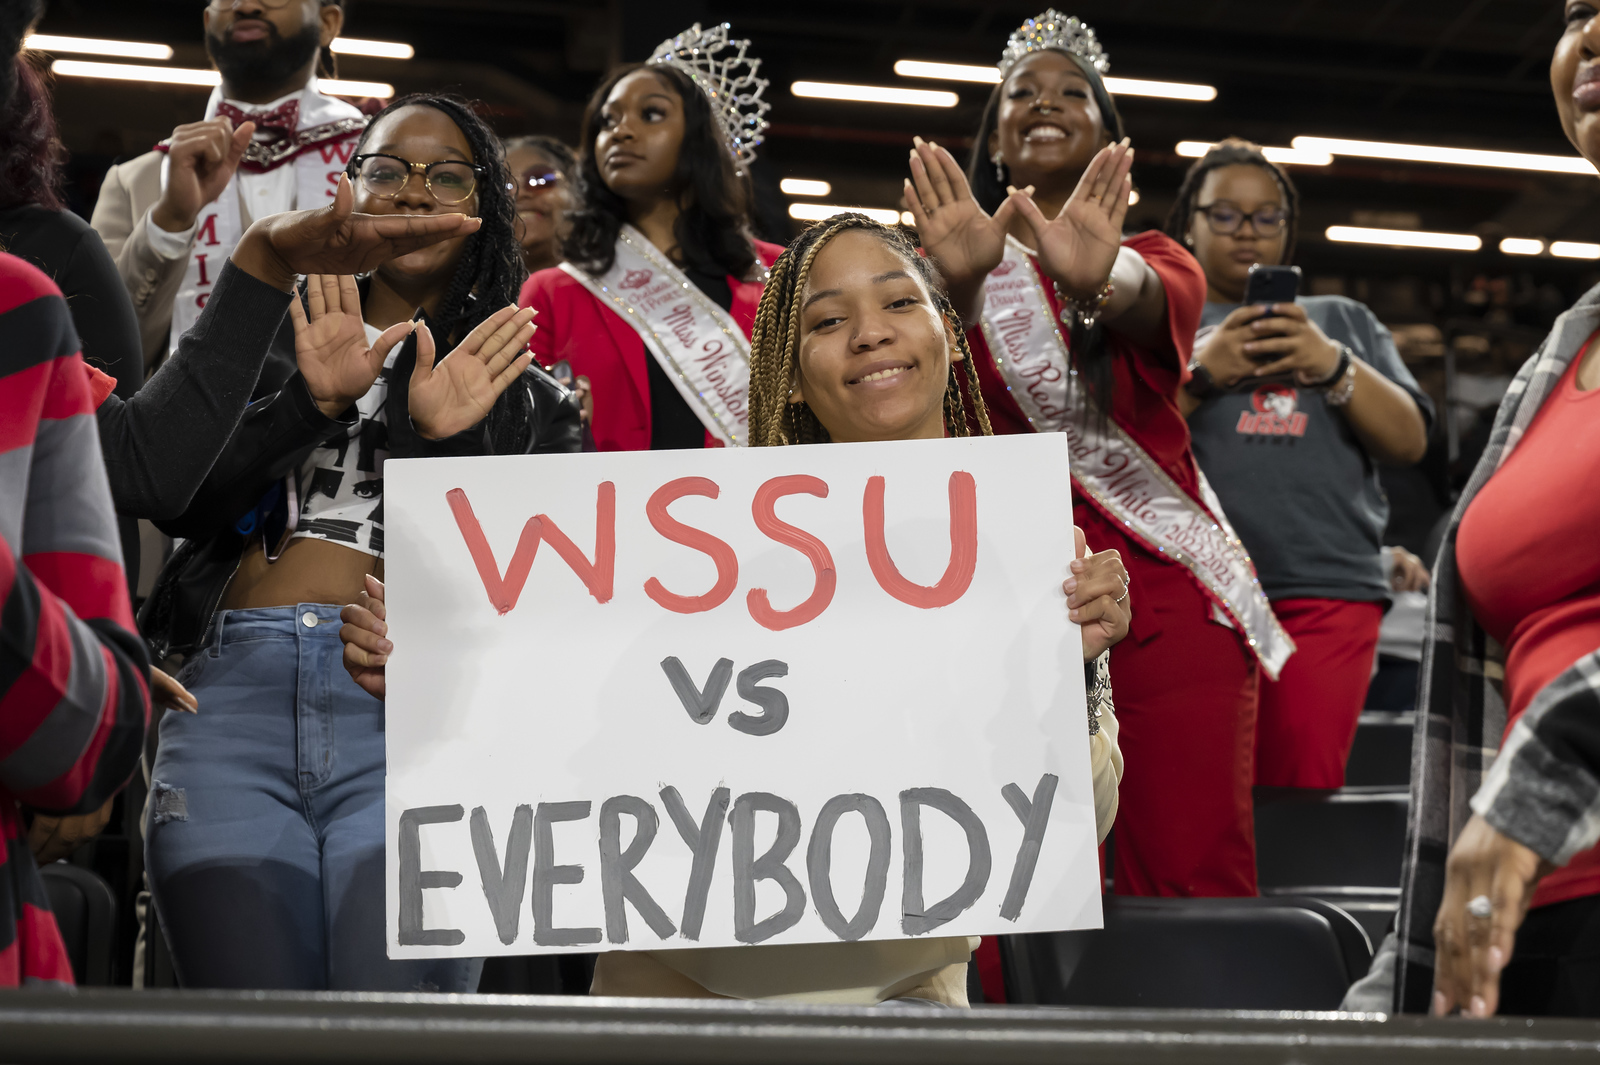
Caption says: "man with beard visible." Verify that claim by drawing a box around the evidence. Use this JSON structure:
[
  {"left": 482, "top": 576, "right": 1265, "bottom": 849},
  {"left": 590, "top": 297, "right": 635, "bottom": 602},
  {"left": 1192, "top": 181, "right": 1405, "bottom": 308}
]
[{"left": 92, "top": 0, "right": 365, "bottom": 370}]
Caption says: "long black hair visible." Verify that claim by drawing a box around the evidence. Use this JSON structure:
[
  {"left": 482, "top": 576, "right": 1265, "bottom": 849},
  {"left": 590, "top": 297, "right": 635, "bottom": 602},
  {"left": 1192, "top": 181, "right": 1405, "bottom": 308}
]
[
  {"left": 1163, "top": 139, "right": 1300, "bottom": 263},
  {"left": 349, "top": 92, "right": 526, "bottom": 346},
  {"left": 962, "top": 49, "right": 1125, "bottom": 422},
  {"left": 563, "top": 63, "right": 756, "bottom": 279},
  {"left": 0, "top": 0, "right": 63, "bottom": 213},
  {"left": 502, "top": 134, "right": 576, "bottom": 176},
  {"left": 348, "top": 92, "right": 532, "bottom": 448}
]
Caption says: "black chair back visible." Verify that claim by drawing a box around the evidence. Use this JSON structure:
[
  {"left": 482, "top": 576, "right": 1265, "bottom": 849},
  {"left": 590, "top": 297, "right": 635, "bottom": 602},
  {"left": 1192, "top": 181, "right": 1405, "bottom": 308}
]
[{"left": 39, "top": 862, "right": 116, "bottom": 986}]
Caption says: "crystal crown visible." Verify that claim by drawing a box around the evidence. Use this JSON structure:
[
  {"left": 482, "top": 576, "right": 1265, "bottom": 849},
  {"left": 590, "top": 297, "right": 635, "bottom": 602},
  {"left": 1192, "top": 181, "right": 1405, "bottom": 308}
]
[
  {"left": 648, "top": 22, "right": 771, "bottom": 172},
  {"left": 998, "top": 9, "right": 1110, "bottom": 78}
]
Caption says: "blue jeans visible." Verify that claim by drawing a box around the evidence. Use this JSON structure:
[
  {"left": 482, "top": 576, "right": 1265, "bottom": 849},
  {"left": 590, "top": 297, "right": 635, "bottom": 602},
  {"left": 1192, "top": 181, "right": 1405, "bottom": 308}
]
[{"left": 146, "top": 605, "right": 482, "bottom": 992}]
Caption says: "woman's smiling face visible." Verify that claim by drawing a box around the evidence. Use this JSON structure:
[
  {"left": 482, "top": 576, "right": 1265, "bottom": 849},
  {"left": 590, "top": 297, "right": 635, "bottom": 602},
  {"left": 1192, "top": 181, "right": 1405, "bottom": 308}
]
[
  {"left": 989, "top": 50, "right": 1109, "bottom": 190},
  {"left": 790, "top": 229, "right": 960, "bottom": 443}
]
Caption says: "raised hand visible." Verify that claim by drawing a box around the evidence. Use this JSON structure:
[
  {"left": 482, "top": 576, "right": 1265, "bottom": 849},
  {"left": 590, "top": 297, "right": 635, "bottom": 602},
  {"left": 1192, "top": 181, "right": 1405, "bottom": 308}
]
[
  {"left": 151, "top": 117, "right": 255, "bottom": 234},
  {"left": 904, "top": 137, "right": 1019, "bottom": 287},
  {"left": 232, "top": 174, "right": 483, "bottom": 293},
  {"left": 1012, "top": 138, "right": 1135, "bottom": 302},
  {"left": 289, "top": 273, "right": 414, "bottom": 418},
  {"left": 409, "top": 305, "right": 537, "bottom": 440},
  {"left": 341, "top": 574, "right": 389, "bottom": 700}
]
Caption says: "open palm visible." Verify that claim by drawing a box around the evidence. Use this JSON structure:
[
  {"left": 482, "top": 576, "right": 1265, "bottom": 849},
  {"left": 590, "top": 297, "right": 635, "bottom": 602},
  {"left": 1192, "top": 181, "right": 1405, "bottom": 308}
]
[
  {"left": 409, "top": 305, "right": 537, "bottom": 440},
  {"left": 289, "top": 274, "right": 412, "bottom": 417},
  {"left": 259, "top": 174, "right": 483, "bottom": 279},
  {"left": 1014, "top": 139, "right": 1134, "bottom": 301},
  {"left": 904, "top": 137, "right": 1018, "bottom": 286}
]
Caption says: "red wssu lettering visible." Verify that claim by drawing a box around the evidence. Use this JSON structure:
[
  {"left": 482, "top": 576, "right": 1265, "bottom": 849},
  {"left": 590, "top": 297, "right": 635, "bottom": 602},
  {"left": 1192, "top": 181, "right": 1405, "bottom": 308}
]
[{"left": 447, "top": 472, "right": 977, "bottom": 621}]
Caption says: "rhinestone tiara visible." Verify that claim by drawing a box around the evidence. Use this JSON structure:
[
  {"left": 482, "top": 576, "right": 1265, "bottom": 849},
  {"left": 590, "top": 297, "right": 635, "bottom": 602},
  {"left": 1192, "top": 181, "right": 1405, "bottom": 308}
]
[
  {"left": 998, "top": 9, "right": 1110, "bottom": 78},
  {"left": 647, "top": 22, "right": 771, "bottom": 172}
]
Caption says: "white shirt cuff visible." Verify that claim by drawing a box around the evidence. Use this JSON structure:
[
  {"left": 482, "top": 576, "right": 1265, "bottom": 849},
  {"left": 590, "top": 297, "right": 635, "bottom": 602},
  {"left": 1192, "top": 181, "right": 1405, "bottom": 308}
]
[{"left": 145, "top": 212, "right": 197, "bottom": 261}]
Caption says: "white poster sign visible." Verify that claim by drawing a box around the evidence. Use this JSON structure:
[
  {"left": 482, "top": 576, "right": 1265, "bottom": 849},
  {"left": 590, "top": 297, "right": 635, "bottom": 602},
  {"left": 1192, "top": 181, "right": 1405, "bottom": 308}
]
[{"left": 384, "top": 434, "right": 1102, "bottom": 960}]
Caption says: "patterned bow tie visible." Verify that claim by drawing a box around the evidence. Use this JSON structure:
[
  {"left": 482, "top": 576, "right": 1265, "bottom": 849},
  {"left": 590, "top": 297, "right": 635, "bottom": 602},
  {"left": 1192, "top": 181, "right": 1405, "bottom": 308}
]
[{"left": 216, "top": 98, "right": 301, "bottom": 143}]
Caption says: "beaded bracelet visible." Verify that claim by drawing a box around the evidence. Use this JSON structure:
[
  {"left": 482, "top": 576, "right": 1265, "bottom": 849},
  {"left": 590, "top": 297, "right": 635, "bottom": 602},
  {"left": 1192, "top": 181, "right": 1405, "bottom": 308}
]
[
  {"left": 1055, "top": 278, "right": 1116, "bottom": 330},
  {"left": 1324, "top": 360, "right": 1358, "bottom": 407}
]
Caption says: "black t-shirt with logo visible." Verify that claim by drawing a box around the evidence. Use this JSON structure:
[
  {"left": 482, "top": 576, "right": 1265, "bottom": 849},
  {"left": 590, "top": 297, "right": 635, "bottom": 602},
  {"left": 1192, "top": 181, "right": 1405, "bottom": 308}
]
[{"left": 1191, "top": 296, "right": 1435, "bottom": 603}]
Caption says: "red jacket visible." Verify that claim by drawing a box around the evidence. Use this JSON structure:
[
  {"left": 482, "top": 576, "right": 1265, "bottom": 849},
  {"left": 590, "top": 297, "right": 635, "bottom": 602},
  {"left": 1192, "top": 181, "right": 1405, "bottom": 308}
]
[{"left": 519, "top": 240, "right": 785, "bottom": 452}]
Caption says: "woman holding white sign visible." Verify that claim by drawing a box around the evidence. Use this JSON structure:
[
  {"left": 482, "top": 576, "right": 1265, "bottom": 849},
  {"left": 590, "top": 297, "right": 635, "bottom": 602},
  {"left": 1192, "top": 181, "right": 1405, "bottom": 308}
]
[
  {"left": 903, "top": 9, "right": 1282, "bottom": 900},
  {"left": 140, "top": 93, "right": 583, "bottom": 993},
  {"left": 342, "top": 213, "right": 1130, "bottom": 1005},
  {"left": 519, "top": 23, "right": 781, "bottom": 452}
]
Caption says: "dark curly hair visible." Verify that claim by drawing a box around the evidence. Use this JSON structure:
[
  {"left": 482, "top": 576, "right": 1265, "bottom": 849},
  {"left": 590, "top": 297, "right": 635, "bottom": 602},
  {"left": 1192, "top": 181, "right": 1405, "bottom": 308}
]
[
  {"left": 563, "top": 63, "right": 756, "bottom": 279},
  {"left": 502, "top": 134, "right": 576, "bottom": 176},
  {"left": 0, "top": 0, "right": 65, "bottom": 212},
  {"left": 1163, "top": 139, "right": 1300, "bottom": 263},
  {"left": 348, "top": 92, "right": 532, "bottom": 448}
]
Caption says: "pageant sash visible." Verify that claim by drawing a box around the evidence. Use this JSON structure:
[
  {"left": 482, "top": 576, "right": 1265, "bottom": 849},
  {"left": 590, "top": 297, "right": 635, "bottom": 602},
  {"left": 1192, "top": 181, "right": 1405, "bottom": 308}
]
[
  {"left": 559, "top": 224, "right": 753, "bottom": 446},
  {"left": 979, "top": 237, "right": 1294, "bottom": 679},
  {"left": 161, "top": 84, "right": 365, "bottom": 353}
]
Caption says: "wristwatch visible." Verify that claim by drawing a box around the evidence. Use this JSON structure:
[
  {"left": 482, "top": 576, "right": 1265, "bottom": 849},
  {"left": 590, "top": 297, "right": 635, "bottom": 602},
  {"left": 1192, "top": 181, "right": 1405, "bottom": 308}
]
[{"left": 1184, "top": 356, "right": 1219, "bottom": 400}]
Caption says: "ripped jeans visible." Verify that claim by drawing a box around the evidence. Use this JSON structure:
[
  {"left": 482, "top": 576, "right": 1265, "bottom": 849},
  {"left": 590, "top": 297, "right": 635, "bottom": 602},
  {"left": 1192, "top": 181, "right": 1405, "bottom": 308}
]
[{"left": 146, "top": 605, "right": 482, "bottom": 992}]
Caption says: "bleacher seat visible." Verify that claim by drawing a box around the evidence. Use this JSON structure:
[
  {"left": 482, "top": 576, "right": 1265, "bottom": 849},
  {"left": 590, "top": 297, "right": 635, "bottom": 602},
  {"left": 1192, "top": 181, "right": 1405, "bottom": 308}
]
[
  {"left": 1344, "top": 711, "right": 1414, "bottom": 787},
  {"left": 1255, "top": 787, "right": 1409, "bottom": 891},
  {"left": 1000, "top": 895, "right": 1371, "bottom": 1010},
  {"left": 39, "top": 862, "right": 116, "bottom": 986}
]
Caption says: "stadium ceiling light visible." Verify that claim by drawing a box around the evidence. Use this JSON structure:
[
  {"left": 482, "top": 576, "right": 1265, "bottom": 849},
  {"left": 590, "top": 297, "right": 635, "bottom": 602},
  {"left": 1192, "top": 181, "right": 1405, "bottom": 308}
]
[
  {"left": 893, "top": 59, "right": 1216, "bottom": 101},
  {"left": 320, "top": 78, "right": 395, "bottom": 98},
  {"left": 780, "top": 178, "right": 832, "bottom": 197},
  {"left": 789, "top": 203, "right": 904, "bottom": 225},
  {"left": 24, "top": 34, "right": 173, "bottom": 60},
  {"left": 1325, "top": 225, "right": 1482, "bottom": 252},
  {"left": 1500, "top": 237, "right": 1546, "bottom": 256},
  {"left": 792, "top": 81, "right": 958, "bottom": 107},
  {"left": 1176, "top": 141, "right": 1332, "bottom": 167},
  {"left": 329, "top": 38, "right": 415, "bottom": 60},
  {"left": 1551, "top": 241, "right": 1600, "bottom": 259},
  {"left": 1293, "top": 136, "right": 1597, "bottom": 176},
  {"left": 51, "top": 61, "right": 392, "bottom": 98}
]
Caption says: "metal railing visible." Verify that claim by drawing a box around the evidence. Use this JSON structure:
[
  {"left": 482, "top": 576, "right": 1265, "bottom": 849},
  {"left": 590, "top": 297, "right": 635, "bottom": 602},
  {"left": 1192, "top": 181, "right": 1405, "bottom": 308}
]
[{"left": 4, "top": 990, "right": 1600, "bottom": 1064}]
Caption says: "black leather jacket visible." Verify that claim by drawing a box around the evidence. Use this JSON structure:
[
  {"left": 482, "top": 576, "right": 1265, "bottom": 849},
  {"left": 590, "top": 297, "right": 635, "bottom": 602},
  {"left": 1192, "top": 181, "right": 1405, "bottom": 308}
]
[{"left": 139, "top": 300, "right": 584, "bottom": 659}]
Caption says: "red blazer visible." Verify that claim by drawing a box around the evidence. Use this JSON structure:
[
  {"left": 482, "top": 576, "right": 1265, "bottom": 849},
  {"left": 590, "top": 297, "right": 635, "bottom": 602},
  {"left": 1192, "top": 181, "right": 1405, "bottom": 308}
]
[{"left": 520, "top": 240, "right": 785, "bottom": 452}]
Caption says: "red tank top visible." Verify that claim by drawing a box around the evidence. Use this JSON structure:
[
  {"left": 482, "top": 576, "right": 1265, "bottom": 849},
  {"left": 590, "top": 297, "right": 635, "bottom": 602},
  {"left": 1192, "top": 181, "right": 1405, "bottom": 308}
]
[{"left": 1457, "top": 341, "right": 1600, "bottom": 907}]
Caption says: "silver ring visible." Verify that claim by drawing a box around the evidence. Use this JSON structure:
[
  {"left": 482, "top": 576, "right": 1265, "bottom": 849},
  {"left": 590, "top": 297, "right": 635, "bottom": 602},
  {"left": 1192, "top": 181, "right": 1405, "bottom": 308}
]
[
  {"left": 1115, "top": 590, "right": 1128, "bottom": 605},
  {"left": 1466, "top": 894, "right": 1493, "bottom": 920}
]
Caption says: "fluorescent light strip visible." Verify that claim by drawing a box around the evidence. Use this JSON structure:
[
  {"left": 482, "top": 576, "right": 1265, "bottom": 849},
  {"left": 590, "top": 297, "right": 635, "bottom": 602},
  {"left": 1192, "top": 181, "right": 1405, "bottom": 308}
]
[
  {"left": 52, "top": 60, "right": 218, "bottom": 87},
  {"left": 780, "top": 178, "right": 832, "bottom": 197},
  {"left": 1500, "top": 238, "right": 1545, "bottom": 256},
  {"left": 792, "top": 81, "right": 957, "bottom": 107},
  {"left": 1326, "top": 225, "right": 1482, "bottom": 252},
  {"left": 25, "top": 34, "right": 173, "bottom": 60},
  {"left": 1551, "top": 241, "right": 1600, "bottom": 259},
  {"left": 1176, "top": 140, "right": 1332, "bottom": 167},
  {"left": 1294, "top": 136, "right": 1596, "bottom": 176},
  {"left": 330, "top": 38, "right": 415, "bottom": 60},
  {"left": 892, "top": 59, "right": 1215, "bottom": 101},
  {"left": 789, "top": 203, "right": 904, "bottom": 226}
]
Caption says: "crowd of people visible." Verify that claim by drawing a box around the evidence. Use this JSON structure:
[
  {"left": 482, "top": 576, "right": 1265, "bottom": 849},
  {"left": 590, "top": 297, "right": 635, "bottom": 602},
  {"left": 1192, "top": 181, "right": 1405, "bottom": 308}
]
[{"left": 1, "top": 0, "right": 1597, "bottom": 1022}]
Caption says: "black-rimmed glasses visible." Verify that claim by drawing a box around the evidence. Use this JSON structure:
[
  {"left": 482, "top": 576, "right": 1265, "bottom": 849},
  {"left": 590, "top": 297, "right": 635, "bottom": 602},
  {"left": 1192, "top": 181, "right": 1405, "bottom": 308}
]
[
  {"left": 1194, "top": 201, "right": 1288, "bottom": 236},
  {"left": 348, "top": 153, "right": 487, "bottom": 206}
]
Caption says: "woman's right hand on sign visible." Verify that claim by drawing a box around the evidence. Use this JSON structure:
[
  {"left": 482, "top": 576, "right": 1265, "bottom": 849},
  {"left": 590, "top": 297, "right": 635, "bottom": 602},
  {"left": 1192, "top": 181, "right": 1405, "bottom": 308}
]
[
  {"left": 289, "top": 274, "right": 414, "bottom": 419},
  {"left": 341, "top": 574, "right": 390, "bottom": 700},
  {"left": 1066, "top": 526, "right": 1131, "bottom": 661}
]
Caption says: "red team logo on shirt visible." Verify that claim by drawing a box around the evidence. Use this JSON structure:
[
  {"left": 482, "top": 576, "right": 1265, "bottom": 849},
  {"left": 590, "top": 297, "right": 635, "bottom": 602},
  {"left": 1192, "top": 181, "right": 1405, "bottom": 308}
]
[
  {"left": 620, "top": 269, "right": 653, "bottom": 289},
  {"left": 1236, "top": 384, "right": 1308, "bottom": 437}
]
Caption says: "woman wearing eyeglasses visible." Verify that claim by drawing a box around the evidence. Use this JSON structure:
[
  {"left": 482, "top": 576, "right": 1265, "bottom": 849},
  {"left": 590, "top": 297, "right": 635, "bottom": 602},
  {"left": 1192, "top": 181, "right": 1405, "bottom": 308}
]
[
  {"left": 1165, "top": 140, "right": 1432, "bottom": 790},
  {"left": 140, "top": 92, "right": 582, "bottom": 993},
  {"left": 503, "top": 135, "right": 576, "bottom": 275}
]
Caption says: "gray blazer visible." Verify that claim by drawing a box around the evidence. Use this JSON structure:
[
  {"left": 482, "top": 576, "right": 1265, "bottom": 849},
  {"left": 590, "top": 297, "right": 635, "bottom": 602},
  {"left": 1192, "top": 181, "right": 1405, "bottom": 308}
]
[{"left": 90, "top": 150, "right": 191, "bottom": 372}]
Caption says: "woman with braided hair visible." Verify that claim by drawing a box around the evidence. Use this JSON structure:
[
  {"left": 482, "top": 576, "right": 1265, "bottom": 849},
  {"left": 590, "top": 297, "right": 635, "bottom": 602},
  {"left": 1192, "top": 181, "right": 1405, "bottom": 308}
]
[
  {"left": 1166, "top": 141, "right": 1432, "bottom": 791},
  {"left": 903, "top": 10, "right": 1282, "bottom": 899},
  {"left": 342, "top": 212, "right": 1128, "bottom": 1004},
  {"left": 519, "top": 23, "right": 781, "bottom": 453},
  {"left": 140, "top": 92, "right": 582, "bottom": 992}
]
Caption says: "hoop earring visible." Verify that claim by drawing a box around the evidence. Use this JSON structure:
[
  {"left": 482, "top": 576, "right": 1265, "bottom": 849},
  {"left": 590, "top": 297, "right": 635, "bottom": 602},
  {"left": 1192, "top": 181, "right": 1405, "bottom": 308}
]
[{"left": 991, "top": 153, "right": 1006, "bottom": 185}]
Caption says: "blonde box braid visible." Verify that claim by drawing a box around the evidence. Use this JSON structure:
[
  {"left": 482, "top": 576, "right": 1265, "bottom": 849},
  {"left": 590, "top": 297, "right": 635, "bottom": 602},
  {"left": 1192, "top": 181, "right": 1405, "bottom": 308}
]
[{"left": 748, "top": 214, "right": 993, "bottom": 447}]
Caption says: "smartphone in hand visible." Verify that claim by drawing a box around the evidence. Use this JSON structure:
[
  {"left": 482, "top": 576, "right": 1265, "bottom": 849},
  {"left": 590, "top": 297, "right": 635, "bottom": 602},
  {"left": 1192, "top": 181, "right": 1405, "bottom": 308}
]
[{"left": 1243, "top": 264, "right": 1302, "bottom": 307}]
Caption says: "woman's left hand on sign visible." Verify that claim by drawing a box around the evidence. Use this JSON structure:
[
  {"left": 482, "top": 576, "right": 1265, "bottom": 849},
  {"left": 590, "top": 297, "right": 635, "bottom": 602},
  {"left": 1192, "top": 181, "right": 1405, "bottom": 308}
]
[
  {"left": 1241, "top": 302, "right": 1343, "bottom": 385},
  {"left": 1432, "top": 813, "right": 1551, "bottom": 1018},
  {"left": 1066, "top": 525, "right": 1131, "bottom": 661},
  {"left": 341, "top": 574, "right": 390, "bottom": 700},
  {"left": 410, "top": 305, "right": 537, "bottom": 440},
  {"left": 290, "top": 273, "right": 415, "bottom": 419}
]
